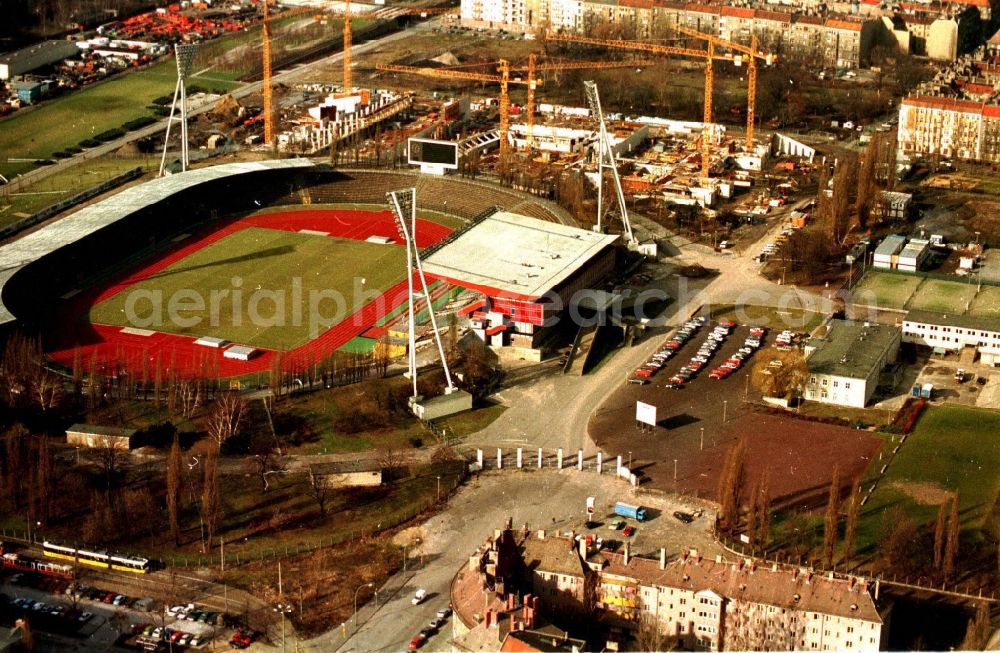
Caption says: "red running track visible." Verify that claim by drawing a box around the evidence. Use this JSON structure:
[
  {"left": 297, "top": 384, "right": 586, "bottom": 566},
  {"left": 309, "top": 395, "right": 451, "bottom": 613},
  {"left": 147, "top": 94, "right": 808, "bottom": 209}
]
[{"left": 46, "top": 209, "right": 452, "bottom": 378}]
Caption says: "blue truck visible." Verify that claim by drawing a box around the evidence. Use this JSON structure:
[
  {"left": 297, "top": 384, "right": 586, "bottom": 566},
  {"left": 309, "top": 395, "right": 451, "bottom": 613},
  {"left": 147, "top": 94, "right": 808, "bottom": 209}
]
[{"left": 614, "top": 502, "right": 647, "bottom": 522}]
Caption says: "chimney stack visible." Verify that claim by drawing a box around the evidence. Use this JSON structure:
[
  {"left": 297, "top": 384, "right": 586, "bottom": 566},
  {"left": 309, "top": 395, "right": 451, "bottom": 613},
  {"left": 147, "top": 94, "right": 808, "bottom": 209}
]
[{"left": 660, "top": 548, "right": 667, "bottom": 570}]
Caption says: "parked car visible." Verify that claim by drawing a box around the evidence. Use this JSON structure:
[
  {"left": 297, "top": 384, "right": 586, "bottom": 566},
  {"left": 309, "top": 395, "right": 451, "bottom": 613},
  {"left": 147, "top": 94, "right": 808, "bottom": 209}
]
[
  {"left": 412, "top": 589, "right": 428, "bottom": 605},
  {"left": 622, "top": 526, "right": 635, "bottom": 537},
  {"left": 408, "top": 634, "right": 427, "bottom": 651},
  {"left": 436, "top": 606, "right": 453, "bottom": 620},
  {"left": 673, "top": 511, "right": 694, "bottom": 523}
]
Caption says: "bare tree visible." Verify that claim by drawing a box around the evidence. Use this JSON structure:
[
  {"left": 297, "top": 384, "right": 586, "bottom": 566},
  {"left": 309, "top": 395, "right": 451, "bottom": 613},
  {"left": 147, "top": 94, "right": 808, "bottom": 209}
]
[
  {"left": 248, "top": 437, "right": 283, "bottom": 492},
  {"left": 307, "top": 469, "right": 331, "bottom": 517},
  {"left": 823, "top": 466, "right": 842, "bottom": 568},
  {"left": 200, "top": 452, "right": 221, "bottom": 554},
  {"left": 375, "top": 444, "right": 403, "bottom": 478},
  {"left": 843, "top": 476, "right": 861, "bottom": 564},
  {"left": 717, "top": 437, "right": 749, "bottom": 533},
  {"left": 960, "top": 602, "right": 991, "bottom": 650},
  {"left": 206, "top": 392, "right": 246, "bottom": 451},
  {"left": 943, "top": 494, "right": 960, "bottom": 581},
  {"left": 750, "top": 348, "right": 810, "bottom": 400},
  {"left": 634, "top": 613, "right": 674, "bottom": 651},
  {"left": 94, "top": 435, "right": 125, "bottom": 493},
  {"left": 176, "top": 378, "right": 202, "bottom": 419},
  {"left": 933, "top": 500, "right": 947, "bottom": 570},
  {"left": 167, "top": 436, "right": 183, "bottom": 546}
]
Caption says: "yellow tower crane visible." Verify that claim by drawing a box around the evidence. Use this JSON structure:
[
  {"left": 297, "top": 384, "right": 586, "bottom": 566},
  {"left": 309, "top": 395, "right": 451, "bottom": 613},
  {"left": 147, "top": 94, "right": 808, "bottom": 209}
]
[
  {"left": 262, "top": 0, "right": 274, "bottom": 146},
  {"left": 671, "top": 26, "right": 776, "bottom": 150},
  {"left": 376, "top": 60, "right": 527, "bottom": 171},
  {"left": 343, "top": 0, "right": 352, "bottom": 92},
  {"left": 513, "top": 53, "right": 660, "bottom": 149},
  {"left": 545, "top": 32, "right": 728, "bottom": 178}
]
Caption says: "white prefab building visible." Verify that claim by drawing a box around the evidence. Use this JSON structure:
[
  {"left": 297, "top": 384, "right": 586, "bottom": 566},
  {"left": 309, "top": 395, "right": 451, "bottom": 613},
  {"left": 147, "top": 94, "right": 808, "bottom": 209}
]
[
  {"left": 898, "top": 238, "right": 930, "bottom": 272},
  {"left": 902, "top": 310, "right": 1000, "bottom": 365},
  {"left": 872, "top": 234, "right": 906, "bottom": 269},
  {"left": 804, "top": 320, "right": 901, "bottom": 407}
]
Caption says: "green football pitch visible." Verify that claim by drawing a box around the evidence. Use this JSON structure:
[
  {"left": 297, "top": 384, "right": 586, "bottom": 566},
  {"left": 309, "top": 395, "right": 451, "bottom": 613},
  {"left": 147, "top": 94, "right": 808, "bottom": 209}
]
[{"left": 90, "top": 227, "right": 407, "bottom": 351}]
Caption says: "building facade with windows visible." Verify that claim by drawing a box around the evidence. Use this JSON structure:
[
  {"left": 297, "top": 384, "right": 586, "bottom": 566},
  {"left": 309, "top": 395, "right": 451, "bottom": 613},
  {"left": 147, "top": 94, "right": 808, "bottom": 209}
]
[
  {"left": 898, "top": 96, "right": 1000, "bottom": 163},
  {"left": 902, "top": 309, "right": 1000, "bottom": 365},
  {"left": 469, "top": 527, "right": 887, "bottom": 651},
  {"left": 803, "top": 320, "right": 901, "bottom": 407}
]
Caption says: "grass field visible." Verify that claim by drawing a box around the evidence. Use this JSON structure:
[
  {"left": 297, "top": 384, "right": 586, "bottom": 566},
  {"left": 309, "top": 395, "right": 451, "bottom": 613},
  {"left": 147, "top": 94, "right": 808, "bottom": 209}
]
[
  {"left": 0, "top": 157, "right": 155, "bottom": 225},
  {"left": 0, "top": 61, "right": 238, "bottom": 179},
  {"left": 853, "top": 271, "right": 922, "bottom": 310},
  {"left": 855, "top": 405, "right": 1000, "bottom": 554},
  {"left": 907, "top": 278, "right": 978, "bottom": 314},
  {"left": 89, "top": 227, "right": 406, "bottom": 350},
  {"left": 968, "top": 285, "right": 1000, "bottom": 320}
]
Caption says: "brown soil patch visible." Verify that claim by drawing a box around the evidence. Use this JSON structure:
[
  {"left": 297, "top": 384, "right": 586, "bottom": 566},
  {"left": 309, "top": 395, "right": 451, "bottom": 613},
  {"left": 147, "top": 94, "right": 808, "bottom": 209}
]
[{"left": 888, "top": 480, "right": 955, "bottom": 505}]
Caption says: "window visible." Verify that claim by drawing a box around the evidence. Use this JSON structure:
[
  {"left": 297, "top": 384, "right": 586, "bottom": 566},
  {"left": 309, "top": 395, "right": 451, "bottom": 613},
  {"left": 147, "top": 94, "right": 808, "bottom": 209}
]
[
  {"left": 811, "top": 377, "right": 817, "bottom": 384},
  {"left": 822, "top": 391, "right": 828, "bottom": 398},
  {"left": 822, "top": 379, "right": 829, "bottom": 386},
  {"left": 845, "top": 382, "right": 851, "bottom": 389},
  {"left": 846, "top": 642, "right": 852, "bottom": 648},
  {"left": 847, "top": 627, "right": 854, "bottom": 634},
  {"left": 681, "top": 598, "right": 687, "bottom": 605},
  {"left": 833, "top": 380, "right": 839, "bottom": 388}
]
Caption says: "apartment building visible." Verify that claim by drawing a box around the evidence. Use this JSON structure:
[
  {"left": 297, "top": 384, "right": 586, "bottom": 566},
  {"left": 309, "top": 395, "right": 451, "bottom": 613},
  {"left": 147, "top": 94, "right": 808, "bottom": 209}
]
[
  {"left": 462, "top": 0, "right": 905, "bottom": 67},
  {"left": 465, "top": 527, "right": 888, "bottom": 651},
  {"left": 897, "top": 95, "right": 1000, "bottom": 163},
  {"left": 902, "top": 309, "right": 1000, "bottom": 365}
]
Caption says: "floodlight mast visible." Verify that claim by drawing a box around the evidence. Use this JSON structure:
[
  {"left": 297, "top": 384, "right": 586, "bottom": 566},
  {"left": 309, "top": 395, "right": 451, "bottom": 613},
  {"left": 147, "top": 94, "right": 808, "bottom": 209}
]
[
  {"left": 387, "top": 189, "right": 456, "bottom": 401},
  {"left": 159, "top": 43, "right": 197, "bottom": 176},
  {"left": 584, "top": 80, "right": 635, "bottom": 246}
]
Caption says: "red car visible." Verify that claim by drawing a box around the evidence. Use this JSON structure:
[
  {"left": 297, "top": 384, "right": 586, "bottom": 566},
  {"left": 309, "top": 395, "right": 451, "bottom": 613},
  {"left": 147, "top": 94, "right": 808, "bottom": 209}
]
[
  {"left": 409, "top": 634, "right": 427, "bottom": 651},
  {"left": 622, "top": 526, "right": 636, "bottom": 537},
  {"left": 634, "top": 368, "right": 652, "bottom": 378},
  {"left": 710, "top": 368, "right": 733, "bottom": 379},
  {"left": 718, "top": 320, "right": 736, "bottom": 328}
]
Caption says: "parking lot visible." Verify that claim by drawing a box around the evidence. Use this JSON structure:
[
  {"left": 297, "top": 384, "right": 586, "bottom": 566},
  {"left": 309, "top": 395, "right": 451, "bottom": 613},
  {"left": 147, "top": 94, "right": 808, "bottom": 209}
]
[
  {"left": 0, "top": 567, "right": 237, "bottom": 652},
  {"left": 592, "top": 321, "right": 883, "bottom": 507}
]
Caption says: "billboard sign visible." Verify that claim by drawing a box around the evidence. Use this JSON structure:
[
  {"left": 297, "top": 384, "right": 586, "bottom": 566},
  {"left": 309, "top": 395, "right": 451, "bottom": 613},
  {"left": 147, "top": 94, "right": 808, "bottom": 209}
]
[
  {"left": 636, "top": 401, "right": 657, "bottom": 427},
  {"left": 408, "top": 138, "right": 459, "bottom": 172}
]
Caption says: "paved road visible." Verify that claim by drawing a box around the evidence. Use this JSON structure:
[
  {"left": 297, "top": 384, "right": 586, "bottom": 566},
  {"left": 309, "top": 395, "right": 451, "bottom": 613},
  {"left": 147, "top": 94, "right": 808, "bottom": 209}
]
[
  {"left": 322, "top": 470, "right": 722, "bottom": 653},
  {"left": 2, "top": 20, "right": 432, "bottom": 195}
]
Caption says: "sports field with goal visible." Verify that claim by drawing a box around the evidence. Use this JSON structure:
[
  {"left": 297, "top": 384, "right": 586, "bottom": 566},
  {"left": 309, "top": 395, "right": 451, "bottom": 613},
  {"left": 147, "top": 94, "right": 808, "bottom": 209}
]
[
  {"left": 89, "top": 227, "right": 407, "bottom": 351},
  {"left": 853, "top": 270, "right": 981, "bottom": 314}
]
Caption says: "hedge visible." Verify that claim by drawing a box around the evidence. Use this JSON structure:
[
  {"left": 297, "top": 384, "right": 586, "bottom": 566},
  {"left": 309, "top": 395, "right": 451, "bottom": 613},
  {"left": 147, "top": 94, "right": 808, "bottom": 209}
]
[
  {"left": 122, "top": 116, "right": 157, "bottom": 131},
  {"left": 78, "top": 139, "right": 100, "bottom": 148},
  {"left": 94, "top": 128, "right": 126, "bottom": 142}
]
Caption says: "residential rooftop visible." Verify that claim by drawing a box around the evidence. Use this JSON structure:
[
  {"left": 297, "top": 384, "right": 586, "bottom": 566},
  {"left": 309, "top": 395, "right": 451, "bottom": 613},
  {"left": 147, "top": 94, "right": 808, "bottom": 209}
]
[{"left": 805, "top": 320, "right": 900, "bottom": 379}]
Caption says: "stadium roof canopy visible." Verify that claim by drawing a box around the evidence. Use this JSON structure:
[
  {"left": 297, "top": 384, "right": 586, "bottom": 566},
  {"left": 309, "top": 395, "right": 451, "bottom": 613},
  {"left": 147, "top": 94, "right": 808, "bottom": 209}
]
[
  {"left": 422, "top": 211, "right": 618, "bottom": 300},
  {"left": 0, "top": 159, "right": 314, "bottom": 324}
]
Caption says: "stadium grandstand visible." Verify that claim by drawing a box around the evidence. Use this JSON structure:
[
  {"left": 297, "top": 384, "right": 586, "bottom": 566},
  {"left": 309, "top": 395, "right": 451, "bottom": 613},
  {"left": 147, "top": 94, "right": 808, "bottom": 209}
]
[
  {"left": 422, "top": 211, "right": 619, "bottom": 357},
  {"left": 0, "top": 159, "right": 579, "bottom": 376}
]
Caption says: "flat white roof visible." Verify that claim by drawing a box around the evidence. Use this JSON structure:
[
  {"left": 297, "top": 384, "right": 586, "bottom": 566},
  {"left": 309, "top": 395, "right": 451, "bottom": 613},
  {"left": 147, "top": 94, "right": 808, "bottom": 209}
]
[{"left": 422, "top": 212, "right": 618, "bottom": 299}]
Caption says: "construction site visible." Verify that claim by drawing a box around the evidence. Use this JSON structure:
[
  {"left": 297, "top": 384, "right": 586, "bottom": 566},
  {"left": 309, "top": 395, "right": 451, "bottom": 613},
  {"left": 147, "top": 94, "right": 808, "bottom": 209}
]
[{"left": 155, "top": 1, "right": 824, "bottom": 249}]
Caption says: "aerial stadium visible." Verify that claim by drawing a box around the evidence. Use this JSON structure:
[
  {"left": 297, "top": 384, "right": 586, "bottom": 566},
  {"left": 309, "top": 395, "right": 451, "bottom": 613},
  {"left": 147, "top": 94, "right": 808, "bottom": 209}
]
[{"left": 0, "top": 159, "right": 618, "bottom": 380}]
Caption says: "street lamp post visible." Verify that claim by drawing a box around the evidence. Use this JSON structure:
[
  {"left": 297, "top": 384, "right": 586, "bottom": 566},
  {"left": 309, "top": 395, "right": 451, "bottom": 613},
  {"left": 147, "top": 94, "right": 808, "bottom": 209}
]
[
  {"left": 700, "top": 427, "right": 704, "bottom": 451},
  {"left": 723, "top": 400, "right": 728, "bottom": 423},
  {"left": 354, "top": 582, "right": 374, "bottom": 627},
  {"left": 436, "top": 475, "right": 441, "bottom": 501},
  {"left": 273, "top": 603, "right": 292, "bottom": 653},
  {"left": 628, "top": 451, "right": 632, "bottom": 469},
  {"left": 674, "top": 459, "right": 678, "bottom": 481}
]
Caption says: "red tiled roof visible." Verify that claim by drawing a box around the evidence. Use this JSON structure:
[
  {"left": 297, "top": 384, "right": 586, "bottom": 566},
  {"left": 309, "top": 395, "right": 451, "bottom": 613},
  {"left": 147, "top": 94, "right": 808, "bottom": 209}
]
[
  {"left": 794, "top": 14, "right": 824, "bottom": 24},
  {"left": 721, "top": 6, "right": 755, "bottom": 17},
  {"left": 825, "top": 17, "right": 864, "bottom": 30},
  {"left": 983, "top": 105, "right": 1000, "bottom": 118},
  {"left": 756, "top": 9, "right": 792, "bottom": 22},
  {"left": 485, "top": 324, "right": 508, "bottom": 336},
  {"left": 685, "top": 3, "right": 721, "bottom": 14},
  {"left": 903, "top": 95, "right": 986, "bottom": 113}
]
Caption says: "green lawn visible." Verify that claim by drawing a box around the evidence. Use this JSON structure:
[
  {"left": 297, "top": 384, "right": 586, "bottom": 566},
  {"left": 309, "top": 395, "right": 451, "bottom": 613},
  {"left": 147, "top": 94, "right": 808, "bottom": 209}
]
[
  {"left": 853, "top": 271, "right": 922, "bottom": 311},
  {"left": 856, "top": 405, "right": 1000, "bottom": 554},
  {"left": 0, "top": 157, "right": 155, "bottom": 225},
  {"left": 907, "top": 278, "right": 978, "bottom": 314},
  {"left": 699, "top": 303, "right": 825, "bottom": 332},
  {"left": 968, "top": 285, "right": 1000, "bottom": 320},
  {"left": 0, "top": 60, "right": 238, "bottom": 178},
  {"left": 89, "top": 227, "right": 407, "bottom": 350}
]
